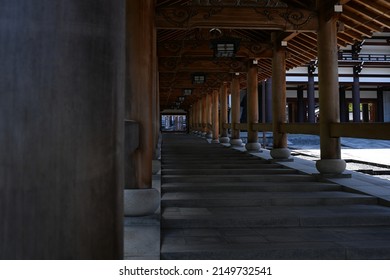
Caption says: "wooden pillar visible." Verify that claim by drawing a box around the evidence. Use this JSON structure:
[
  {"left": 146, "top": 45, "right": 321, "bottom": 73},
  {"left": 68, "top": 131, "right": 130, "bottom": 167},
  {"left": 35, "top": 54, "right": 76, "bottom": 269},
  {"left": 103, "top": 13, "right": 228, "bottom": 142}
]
[
  {"left": 187, "top": 106, "right": 195, "bottom": 132},
  {"left": 212, "top": 89, "right": 220, "bottom": 143},
  {"left": 315, "top": 1, "right": 346, "bottom": 174},
  {"left": 377, "top": 87, "right": 384, "bottom": 122},
  {"left": 220, "top": 83, "right": 230, "bottom": 143},
  {"left": 193, "top": 101, "right": 197, "bottom": 132},
  {"left": 362, "top": 103, "right": 369, "bottom": 122},
  {"left": 230, "top": 76, "right": 243, "bottom": 146},
  {"left": 245, "top": 63, "right": 261, "bottom": 152},
  {"left": 0, "top": 0, "right": 125, "bottom": 259},
  {"left": 201, "top": 95, "right": 207, "bottom": 137},
  {"left": 153, "top": 52, "right": 160, "bottom": 159},
  {"left": 265, "top": 78, "right": 273, "bottom": 122},
  {"left": 270, "top": 33, "right": 290, "bottom": 159},
  {"left": 206, "top": 93, "right": 213, "bottom": 138},
  {"left": 352, "top": 71, "right": 361, "bottom": 122},
  {"left": 198, "top": 99, "right": 202, "bottom": 132},
  {"left": 307, "top": 66, "right": 316, "bottom": 123},
  {"left": 339, "top": 86, "right": 348, "bottom": 122},
  {"left": 126, "top": 0, "right": 157, "bottom": 191},
  {"left": 297, "top": 87, "right": 305, "bottom": 123}
]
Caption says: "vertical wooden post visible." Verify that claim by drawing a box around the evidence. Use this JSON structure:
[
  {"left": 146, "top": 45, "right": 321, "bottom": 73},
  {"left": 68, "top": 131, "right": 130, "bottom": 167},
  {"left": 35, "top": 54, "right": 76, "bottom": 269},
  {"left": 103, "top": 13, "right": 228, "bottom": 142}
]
[
  {"left": 352, "top": 71, "right": 361, "bottom": 122},
  {"left": 245, "top": 63, "right": 261, "bottom": 152},
  {"left": 212, "top": 89, "right": 220, "bottom": 143},
  {"left": 297, "top": 87, "right": 305, "bottom": 123},
  {"left": 307, "top": 65, "right": 316, "bottom": 123},
  {"left": 201, "top": 95, "right": 207, "bottom": 137},
  {"left": 377, "top": 87, "right": 384, "bottom": 122},
  {"left": 316, "top": 0, "right": 346, "bottom": 174},
  {"left": 270, "top": 32, "right": 290, "bottom": 159},
  {"left": 230, "top": 76, "right": 243, "bottom": 146},
  {"left": 265, "top": 78, "right": 273, "bottom": 123},
  {"left": 206, "top": 93, "right": 213, "bottom": 139},
  {"left": 220, "top": 83, "right": 230, "bottom": 143}
]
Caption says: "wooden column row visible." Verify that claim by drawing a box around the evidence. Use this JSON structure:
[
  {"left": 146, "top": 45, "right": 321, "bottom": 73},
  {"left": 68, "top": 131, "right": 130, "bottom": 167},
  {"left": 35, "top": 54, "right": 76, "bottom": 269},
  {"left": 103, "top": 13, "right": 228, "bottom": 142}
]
[{"left": 189, "top": 1, "right": 345, "bottom": 174}]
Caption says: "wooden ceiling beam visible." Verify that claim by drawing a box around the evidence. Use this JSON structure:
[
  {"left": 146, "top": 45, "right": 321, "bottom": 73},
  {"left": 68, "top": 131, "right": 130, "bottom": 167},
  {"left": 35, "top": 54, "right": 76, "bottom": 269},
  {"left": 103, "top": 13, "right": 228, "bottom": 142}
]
[
  {"left": 345, "top": 4, "right": 390, "bottom": 29},
  {"left": 156, "top": 6, "right": 318, "bottom": 31},
  {"left": 341, "top": 9, "right": 385, "bottom": 33},
  {"left": 157, "top": 40, "right": 273, "bottom": 58},
  {"left": 341, "top": 19, "right": 372, "bottom": 39},
  {"left": 353, "top": 0, "right": 390, "bottom": 16}
]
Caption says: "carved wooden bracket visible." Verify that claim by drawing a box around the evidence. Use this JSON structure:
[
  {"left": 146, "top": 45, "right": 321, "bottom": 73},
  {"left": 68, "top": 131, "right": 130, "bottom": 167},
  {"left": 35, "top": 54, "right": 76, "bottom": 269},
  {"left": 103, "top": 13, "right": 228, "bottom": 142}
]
[{"left": 156, "top": 6, "right": 318, "bottom": 31}]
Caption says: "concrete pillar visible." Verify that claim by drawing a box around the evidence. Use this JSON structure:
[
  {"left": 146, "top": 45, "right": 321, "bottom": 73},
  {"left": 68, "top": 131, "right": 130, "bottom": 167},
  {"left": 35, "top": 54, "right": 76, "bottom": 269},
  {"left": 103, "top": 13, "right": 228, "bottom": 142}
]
[
  {"left": 245, "top": 64, "right": 261, "bottom": 152},
  {"left": 307, "top": 68, "right": 316, "bottom": 123},
  {"left": 377, "top": 87, "right": 384, "bottom": 122},
  {"left": 265, "top": 78, "right": 273, "bottom": 123},
  {"left": 297, "top": 87, "right": 305, "bottom": 123},
  {"left": 352, "top": 72, "right": 361, "bottom": 122},
  {"left": 212, "top": 90, "right": 220, "bottom": 143},
  {"left": 270, "top": 33, "right": 290, "bottom": 160},
  {"left": 315, "top": 1, "right": 346, "bottom": 174},
  {"left": 230, "top": 77, "right": 243, "bottom": 146},
  {"left": 220, "top": 84, "right": 230, "bottom": 143},
  {"left": 0, "top": 0, "right": 125, "bottom": 259}
]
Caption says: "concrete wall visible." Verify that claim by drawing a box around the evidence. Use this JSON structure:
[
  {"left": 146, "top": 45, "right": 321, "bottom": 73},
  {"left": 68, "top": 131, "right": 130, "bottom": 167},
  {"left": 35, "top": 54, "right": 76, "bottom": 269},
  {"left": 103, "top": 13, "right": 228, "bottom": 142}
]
[{"left": 0, "top": 0, "right": 125, "bottom": 259}]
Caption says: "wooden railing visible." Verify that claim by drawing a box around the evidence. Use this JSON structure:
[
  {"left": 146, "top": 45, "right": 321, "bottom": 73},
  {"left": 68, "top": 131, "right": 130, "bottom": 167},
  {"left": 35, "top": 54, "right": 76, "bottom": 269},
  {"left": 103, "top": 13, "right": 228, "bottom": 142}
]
[{"left": 218, "top": 122, "right": 390, "bottom": 140}]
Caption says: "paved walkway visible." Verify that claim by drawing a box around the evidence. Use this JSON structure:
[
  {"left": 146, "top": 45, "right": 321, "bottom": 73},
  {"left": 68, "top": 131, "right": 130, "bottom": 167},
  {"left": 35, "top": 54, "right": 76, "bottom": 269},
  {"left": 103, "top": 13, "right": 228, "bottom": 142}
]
[{"left": 160, "top": 133, "right": 390, "bottom": 260}]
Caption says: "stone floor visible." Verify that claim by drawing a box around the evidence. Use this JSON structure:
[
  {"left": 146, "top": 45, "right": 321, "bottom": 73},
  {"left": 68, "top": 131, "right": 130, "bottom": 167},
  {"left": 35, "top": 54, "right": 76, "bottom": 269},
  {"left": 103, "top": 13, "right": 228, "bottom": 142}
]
[{"left": 160, "top": 133, "right": 390, "bottom": 260}]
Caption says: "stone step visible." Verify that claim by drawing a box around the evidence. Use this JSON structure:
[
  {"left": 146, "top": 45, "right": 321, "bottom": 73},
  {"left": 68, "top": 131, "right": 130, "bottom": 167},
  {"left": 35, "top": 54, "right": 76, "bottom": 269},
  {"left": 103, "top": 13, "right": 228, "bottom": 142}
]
[
  {"left": 162, "top": 205, "right": 390, "bottom": 228},
  {"left": 161, "top": 226, "right": 390, "bottom": 259},
  {"left": 162, "top": 174, "right": 316, "bottom": 183},
  {"left": 162, "top": 168, "right": 295, "bottom": 176},
  {"left": 161, "top": 182, "right": 341, "bottom": 193},
  {"left": 161, "top": 134, "right": 390, "bottom": 260},
  {"left": 162, "top": 163, "right": 282, "bottom": 169},
  {"left": 161, "top": 191, "right": 377, "bottom": 207},
  {"left": 162, "top": 158, "right": 265, "bottom": 164},
  {"left": 162, "top": 150, "right": 249, "bottom": 156}
]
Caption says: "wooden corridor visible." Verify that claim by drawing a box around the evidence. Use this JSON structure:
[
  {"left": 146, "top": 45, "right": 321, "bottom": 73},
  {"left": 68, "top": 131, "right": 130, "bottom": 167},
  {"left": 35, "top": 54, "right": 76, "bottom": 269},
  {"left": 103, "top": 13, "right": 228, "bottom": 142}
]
[{"left": 160, "top": 133, "right": 390, "bottom": 259}]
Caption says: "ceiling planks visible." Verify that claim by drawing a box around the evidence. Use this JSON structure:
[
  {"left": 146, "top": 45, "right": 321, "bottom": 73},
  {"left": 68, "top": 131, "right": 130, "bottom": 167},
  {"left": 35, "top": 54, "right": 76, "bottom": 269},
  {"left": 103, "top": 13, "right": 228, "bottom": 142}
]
[{"left": 156, "top": 0, "right": 390, "bottom": 109}]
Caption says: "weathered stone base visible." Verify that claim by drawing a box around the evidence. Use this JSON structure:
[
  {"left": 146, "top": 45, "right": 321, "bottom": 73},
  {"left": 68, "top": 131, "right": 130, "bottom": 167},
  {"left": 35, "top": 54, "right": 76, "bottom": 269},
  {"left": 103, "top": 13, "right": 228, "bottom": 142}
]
[
  {"left": 230, "top": 138, "right": 243, "bottom": 146},
  {"left": 245, "top": 142, "right": 261, "bottom": 152},
  {"left": 316, "top": 159, "right": 347, "bottom": 175},
  {"left": 270, "top": 148, "right": 291, "bottom": 160},
  {"left": 124, "top": 188, "right": 160, "bottom": 217}
]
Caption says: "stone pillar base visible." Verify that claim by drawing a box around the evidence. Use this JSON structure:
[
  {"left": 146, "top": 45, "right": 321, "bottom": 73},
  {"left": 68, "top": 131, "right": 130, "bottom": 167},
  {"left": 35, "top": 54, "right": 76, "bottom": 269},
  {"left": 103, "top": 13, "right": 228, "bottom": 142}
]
[
  {"left": 206, "top": 132, "right": 213, "bottom": 139},
  {"left": 211, "top": 139, "right": 220, "bottom": 144},
  {"left": 201, "top": 132, "right": 207, "bottom": 138},
  {"left": 316, "top": 159, "right": 346, "bottom": 175},
  {"left": 230, "top": 138, "right": 243, "bottom": 146},
  {"left": 124, "top": 188, "right": 160, "bottom": 217},
  {"left": 219, "top": 136, "right": 230, "bottom": 143},
  {"left": 270, "top": 148, "right": 291, "bottom": 160},
  {"left": 245, "top": 142, "right": 261, "bottom": 152}
]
